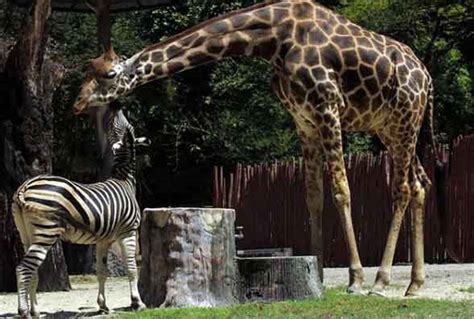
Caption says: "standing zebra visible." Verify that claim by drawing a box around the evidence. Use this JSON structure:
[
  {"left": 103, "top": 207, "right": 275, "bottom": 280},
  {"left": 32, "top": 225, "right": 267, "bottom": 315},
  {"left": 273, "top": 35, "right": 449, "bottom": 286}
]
[{"left": 12, "top": 105, "right": 149, "bottom": 318}]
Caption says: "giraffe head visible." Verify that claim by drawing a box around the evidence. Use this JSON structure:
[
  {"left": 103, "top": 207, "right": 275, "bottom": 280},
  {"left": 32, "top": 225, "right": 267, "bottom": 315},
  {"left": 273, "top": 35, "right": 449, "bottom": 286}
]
[{"left": 74, "top": 47, "right": 135, "bottom": 115}]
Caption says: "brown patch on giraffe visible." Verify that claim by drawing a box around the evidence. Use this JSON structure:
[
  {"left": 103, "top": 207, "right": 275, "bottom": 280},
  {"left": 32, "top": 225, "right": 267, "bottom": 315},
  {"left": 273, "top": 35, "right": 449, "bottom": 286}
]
[
  {"left": 321, "top": 125, "right": 334, "bottom": 139},
  {"left": 356, "top": 36, "right": 373, "bottom": 48},
  {"left": 320, "top": 21, "right": 334, "bottom": 36},
  {"left": 332, "top": 35, "right": 355, "bottom": 49},
  {"left": 311, "top": 66, "right": 326, "bottom": 81},
  {"left": 359, "top": 64, "right": 374, "bottom": 78},
  {"left": 320, "top": 43, "right": 342, "bottom": 73},
  {"left": 297, "top": 66, "right": 315, "bottom": 90},
  {"left": 151, "top": 51, "right": 164, "bottom": 63},
  {"left": 206, "top": 38, "right": 225, "bottom": 55},
  {"left": 349, "top": 88, "right": 370, "bottom": 112},
  {"left": 348, "top": 24, "right": 362, "bottom": 36},
  {"left": 226, "top": 34, "right": 248, "bottom": 56},
  {"left": 315, "top": 8, "right": 328, "bottom": 20},
  {"left": 286, "top": 46, "right": 302, "bottom": 64},
  {"left": 276, "top": 20, "right": 294, "bottom": 40},
  {"left": 359, "top": 47, "right": 379, "bottom": 65},
  {"left": 295, "top": 22, "right": 314, "bottom": 45},
  {"left": 254, "top": 8, "right": 272, "bottom": 22},
  {"left": 307, "top": 90, "right": 324, "bottom": 106},
  {"left": 167, "top": 62, "right": 185, "bottom": 74},
  {"left": 342, "top": 50, "right": 358, "bottom": 68},
  {"left": 370, "top": 93, "right": 383, "bottom": 111},
  {"left": 230, "top": 14, "right": 251, "bottom": 29},
  {"left": 309, "top": 29, "right": 329, "bottom": 45},
  {"left": 206, "top": 21, "right": 229, "bottom": 35},
  {"left": 370, "top": 39, "right": 385, "bottom": 53},
  {"left": 335, "top": 13, "right": 349, "bottom": 25},
  {"left": 335, "top": 25, "right": 350, "bottom": 35},
  {"left": 341, "top": 69, "right": 361, "bottom": 92},
  {"left": 144, "top": 64, "right": 152, "bottom": 75},
  {"left": 304, "top": 47, "right": 320, "bottom": 65},
  {"left": 153, "top": 65, "right": 163, "bottom": 76},
  {"left": 290, "top": 82, "right": 306, "bottom": 105},
  {"left": 166, "top": 45, "right": 182, "bottom": 59},
  {"left": 293, "top": 2, "right": 313, "bottom": 20},
  {"left": 139, "top": 53, "right": 150, "bottom": 63},
  {"left": 187, "top": 52, "right": 213, "bottom": 65},
  {"left": 179, "top": 33, "right": 200, "bottom": 47},
  {"left": 253, "top": 38, "right": 278, "bottom": 60},
  {"left": 273, "top": 8, "right": 289, "bottom": 22},
  {"left": 364, "top": 77, "right": 380, "bottom": 95}
]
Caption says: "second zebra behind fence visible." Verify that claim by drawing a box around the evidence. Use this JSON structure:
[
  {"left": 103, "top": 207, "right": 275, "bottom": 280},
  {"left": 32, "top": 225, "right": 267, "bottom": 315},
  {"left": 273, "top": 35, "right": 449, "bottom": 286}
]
[{"left": 12, "top": 105, "right": 150, "bottom": 319}]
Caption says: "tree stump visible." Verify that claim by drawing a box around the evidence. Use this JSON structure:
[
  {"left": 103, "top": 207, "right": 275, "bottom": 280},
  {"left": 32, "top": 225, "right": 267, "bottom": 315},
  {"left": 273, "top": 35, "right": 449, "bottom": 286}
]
[
  {"left": 237, "top": 256, "right": 324, "bottom": 302},
  {"left": 139, "top": 208, "right": 237, "bottom": 308}
]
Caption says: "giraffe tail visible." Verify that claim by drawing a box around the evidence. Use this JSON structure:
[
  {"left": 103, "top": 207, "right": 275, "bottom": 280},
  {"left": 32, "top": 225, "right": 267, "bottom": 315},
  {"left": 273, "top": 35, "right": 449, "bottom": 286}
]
[{"left": 417, "top": 80, "right": 461, "bottom": 263}]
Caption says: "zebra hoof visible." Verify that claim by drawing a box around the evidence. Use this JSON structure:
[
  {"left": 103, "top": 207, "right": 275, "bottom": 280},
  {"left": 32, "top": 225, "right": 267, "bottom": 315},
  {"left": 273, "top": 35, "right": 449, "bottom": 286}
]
[
  {"left": 131, "top": 302, "right": 146, "bottom": 311},
  {"left": 19, "top": 310, "right": 32, "bottom": 319},
  {"left": 98, "top": 306, "right": 110, "bottom": 314}
]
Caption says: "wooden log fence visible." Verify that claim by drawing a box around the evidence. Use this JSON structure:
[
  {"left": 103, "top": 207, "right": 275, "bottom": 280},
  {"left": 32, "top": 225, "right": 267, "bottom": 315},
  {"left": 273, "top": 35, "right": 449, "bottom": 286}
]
[{"left": 213, "top": 135, "right": 474, "bottom": 266}]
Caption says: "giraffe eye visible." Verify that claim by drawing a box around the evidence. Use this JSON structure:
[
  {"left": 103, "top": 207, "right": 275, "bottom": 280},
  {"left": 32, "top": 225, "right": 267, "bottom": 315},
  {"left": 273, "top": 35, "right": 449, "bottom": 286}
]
[{"left": 104, "top": 70, "right": 117, "bottom": 79}]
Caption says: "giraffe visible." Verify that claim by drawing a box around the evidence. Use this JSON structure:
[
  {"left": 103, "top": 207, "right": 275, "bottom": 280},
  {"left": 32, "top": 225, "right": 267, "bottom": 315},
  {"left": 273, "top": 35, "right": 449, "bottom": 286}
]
[{"left": 74, "top": 0, "right": 437, "bottom": 297}]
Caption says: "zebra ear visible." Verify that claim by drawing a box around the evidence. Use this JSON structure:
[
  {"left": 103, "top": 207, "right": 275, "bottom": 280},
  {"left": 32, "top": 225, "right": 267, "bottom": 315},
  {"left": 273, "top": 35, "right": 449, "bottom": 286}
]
[{"left": 135, "top": 137, "right": 151, "bottom": 147}]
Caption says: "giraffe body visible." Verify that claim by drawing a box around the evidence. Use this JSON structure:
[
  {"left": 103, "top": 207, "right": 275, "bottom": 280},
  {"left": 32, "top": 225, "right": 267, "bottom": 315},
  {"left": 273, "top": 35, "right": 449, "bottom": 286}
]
[{"left": 75, "top": 0, "right": 436, "bottom": 296}]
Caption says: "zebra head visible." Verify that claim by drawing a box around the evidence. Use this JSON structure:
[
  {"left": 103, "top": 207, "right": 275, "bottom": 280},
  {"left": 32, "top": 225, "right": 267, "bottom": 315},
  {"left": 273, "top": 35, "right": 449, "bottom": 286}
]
[{"left": 106, "top": 104, "right": 150, "bottom": 180}]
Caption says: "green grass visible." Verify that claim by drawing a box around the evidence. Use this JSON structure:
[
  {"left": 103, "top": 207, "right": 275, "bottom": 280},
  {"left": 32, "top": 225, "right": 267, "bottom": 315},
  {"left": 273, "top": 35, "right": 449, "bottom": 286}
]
[
  {"left": 459, "top": 286, "right": 474, "bottom": 294},
  {"left": 113, "top": 288, "right": 474, "bottom": 319}
]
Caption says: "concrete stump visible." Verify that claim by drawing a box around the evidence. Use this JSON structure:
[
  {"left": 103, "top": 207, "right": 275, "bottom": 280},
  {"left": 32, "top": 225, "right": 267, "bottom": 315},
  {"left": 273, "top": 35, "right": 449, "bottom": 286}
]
[
  {"left": 139, "top": 208, "right": 237, "bottom": 308},
  {"left": 237, "top": 256, "right": 324, "bottom": 302}
]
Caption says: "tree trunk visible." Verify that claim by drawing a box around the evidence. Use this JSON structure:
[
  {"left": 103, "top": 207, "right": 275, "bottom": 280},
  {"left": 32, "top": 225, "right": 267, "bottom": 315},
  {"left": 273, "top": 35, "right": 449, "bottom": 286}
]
[
  {"left": 139, "top": 208, "right": 238, "bottom": 308},
  {"left": 0, "top": 0, "right": 70, "bottom": 292},
  {"left": 237, "top": 256, "right": 324, "bottom": 302}
]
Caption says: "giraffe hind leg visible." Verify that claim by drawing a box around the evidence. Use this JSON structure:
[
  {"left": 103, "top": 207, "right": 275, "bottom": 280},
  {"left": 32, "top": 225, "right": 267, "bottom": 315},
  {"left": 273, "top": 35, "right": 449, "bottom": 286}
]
[{"left": 405, "top": 156, "right": 430, "bottom": 296}]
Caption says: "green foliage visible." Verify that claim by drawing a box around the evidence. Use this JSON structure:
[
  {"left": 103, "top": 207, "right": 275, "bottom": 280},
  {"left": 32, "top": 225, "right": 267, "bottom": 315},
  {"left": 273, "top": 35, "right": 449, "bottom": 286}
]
[{"left": 114, "top": 288, "right": 474, "bottom": 318}]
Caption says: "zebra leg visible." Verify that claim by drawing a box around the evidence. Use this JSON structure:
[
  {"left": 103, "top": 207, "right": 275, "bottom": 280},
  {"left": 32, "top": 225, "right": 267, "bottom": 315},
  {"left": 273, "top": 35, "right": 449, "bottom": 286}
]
[
  {"left": 119, "top": 232, "right": 145, "bottom": 311},
  {"left": 28, "top": 272, "right": 39, "bottom": 318},
  {"left": 16, "top": 243, "right": 52, "bottom": 319},
  {"left": 96, "top": 242, "right": 111, "bottom": 313}
]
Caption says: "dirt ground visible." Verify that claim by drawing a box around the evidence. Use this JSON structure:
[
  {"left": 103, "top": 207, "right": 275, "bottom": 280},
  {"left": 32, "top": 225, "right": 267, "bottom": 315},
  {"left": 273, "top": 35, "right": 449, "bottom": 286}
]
[{"left": 0, "top": 264, "right": 473, "bottom": 318}]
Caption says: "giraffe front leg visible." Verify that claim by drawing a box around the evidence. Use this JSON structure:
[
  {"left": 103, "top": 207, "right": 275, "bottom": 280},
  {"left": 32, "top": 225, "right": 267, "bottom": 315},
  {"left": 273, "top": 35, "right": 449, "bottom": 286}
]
[
  {"left": 119, "top": 232, "right": 146, "bottom": 311},
  {"left": 406, "top": 157, "right": 429, "bottom": 296},
  {"left": 315, "top": 104, "right": 364, "bottom": 294},
  {"left": 96, "top": 242, "right": 111, "bottom": 313},
  {"left": 297, "top": 123, "right": 325, "bottom": 282}
]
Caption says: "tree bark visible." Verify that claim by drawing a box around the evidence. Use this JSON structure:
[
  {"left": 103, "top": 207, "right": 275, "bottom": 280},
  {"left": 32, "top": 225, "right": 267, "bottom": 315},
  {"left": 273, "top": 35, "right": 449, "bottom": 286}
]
[
  {"left": 0, "top": 0, "right": 70, "bottom": 292},
  {"left": 139, "top": 208, "right": 238, "bottom": 308},
  {"left": 237, "top": 256, "right": 324, "bottom": 302}
]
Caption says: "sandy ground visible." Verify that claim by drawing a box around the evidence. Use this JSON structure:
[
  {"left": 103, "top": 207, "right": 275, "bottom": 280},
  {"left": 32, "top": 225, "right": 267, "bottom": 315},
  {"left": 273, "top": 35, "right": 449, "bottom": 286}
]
[{"left": 0, "top": 264, "right": 473, "bottom": 318}]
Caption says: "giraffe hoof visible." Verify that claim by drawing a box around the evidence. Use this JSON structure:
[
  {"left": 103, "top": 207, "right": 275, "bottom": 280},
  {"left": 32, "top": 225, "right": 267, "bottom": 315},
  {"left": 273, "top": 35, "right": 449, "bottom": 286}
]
[
  {"left": 405, "top": 282, "right": 423, "bottom": 297},
  {"left": 369, "top": 288, "right": 387, "bottom": 297},
  {"left": 347, "top": 284, "right": 364, "bottom": 295}
]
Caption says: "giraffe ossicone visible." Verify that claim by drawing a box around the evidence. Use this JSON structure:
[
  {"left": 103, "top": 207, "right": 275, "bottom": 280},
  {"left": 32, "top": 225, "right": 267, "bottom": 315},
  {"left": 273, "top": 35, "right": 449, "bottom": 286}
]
[{"left": 74, "top": 0, "right": 437, "bottom": 297}]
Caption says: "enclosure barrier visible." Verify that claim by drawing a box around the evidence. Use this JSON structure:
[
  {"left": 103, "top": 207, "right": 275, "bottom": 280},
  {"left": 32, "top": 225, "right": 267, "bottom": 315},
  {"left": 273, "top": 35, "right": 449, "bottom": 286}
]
[{"left": 213, "top": 135, "right": 474, "bottom": 266}]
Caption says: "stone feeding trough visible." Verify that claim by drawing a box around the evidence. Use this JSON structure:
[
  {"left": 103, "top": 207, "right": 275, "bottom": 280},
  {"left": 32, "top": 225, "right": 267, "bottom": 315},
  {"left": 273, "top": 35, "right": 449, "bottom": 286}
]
[{"left": 139, "top": 208, "right": 323, "bottom": 308}]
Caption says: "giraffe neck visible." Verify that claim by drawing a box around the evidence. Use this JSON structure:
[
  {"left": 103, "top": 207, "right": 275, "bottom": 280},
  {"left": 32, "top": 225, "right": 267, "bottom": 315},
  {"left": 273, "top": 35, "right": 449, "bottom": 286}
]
[{"left": 129, "top": 1, "right": 287, "bottom": 88}]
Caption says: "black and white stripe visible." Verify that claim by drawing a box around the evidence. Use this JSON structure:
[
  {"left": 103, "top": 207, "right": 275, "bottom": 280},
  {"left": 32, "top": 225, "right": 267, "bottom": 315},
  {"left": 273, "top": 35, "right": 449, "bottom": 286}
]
[{"left": 12, "top": 107, "right": 148, "bottom": 318}]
